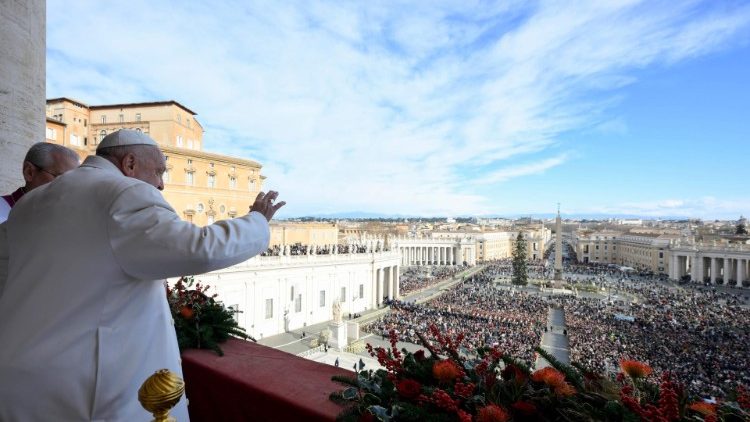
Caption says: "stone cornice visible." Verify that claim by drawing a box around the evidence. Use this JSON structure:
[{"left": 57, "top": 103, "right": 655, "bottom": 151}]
[{"left": 161, "top": 145, "right": 262, "bottom": 168}]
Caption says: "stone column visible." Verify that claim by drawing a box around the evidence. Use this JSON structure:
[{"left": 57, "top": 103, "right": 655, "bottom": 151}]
[
  {"left": 390, "top": 266, "right": 397, "bottom": 299},
  {"left": 690, "top": 255, "right": 699, "bottom": 283},
  {"left": 377, "top": 268, "right": 383, "bottom": 306},
  {"left": 724, "top": 258, "right": 732, "bottom": 284},
  {"left": 710, "top": 257, "right": 718, "bottom": 284},
  {"left": 371, "top": 268, "right": 378, "bottom": 309},
  {"left": 738, "top": 259, "right": 746, "bottom": 286},
  {"left": 669, "top": 254, "right": 678, "bottom": 280},
  {"left": 678, "top": 256, "right": 686, "bottom": 278},
  {"left": 385, "top": 267, "right": 392, "bottom": 301},
  {"left": 394, "top": 266, "right": 400, "bottom": 298},
  {"left": 0, "top": 0, "right": 45, "bottom": 192}
]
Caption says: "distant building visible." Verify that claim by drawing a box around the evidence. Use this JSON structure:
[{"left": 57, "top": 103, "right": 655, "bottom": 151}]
[
  {"left": 572, "top": 228, "right": 677, "bottom": 273},
  {"left": 270, "top": 222, "right": 339, "bottom": 248},
  {"left": 45, "top": 98, "right": 264, "bottom": 226}
]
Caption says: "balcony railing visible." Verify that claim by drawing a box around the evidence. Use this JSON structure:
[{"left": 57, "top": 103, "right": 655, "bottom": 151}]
[{"left": 182, "top": 338, "right": 350, "bottom": 421}]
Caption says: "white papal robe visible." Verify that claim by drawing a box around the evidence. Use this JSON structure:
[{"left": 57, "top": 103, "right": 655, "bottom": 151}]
[{"left": 0, "top": 155, "right": 270, "bottom": 421}]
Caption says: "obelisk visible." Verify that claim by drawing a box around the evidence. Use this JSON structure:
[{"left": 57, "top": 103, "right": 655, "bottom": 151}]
[{"left": 554, "top": 205, "right": 563, "bottom": 286}]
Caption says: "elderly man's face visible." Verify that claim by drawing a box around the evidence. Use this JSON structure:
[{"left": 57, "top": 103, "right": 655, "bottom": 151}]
[
  {"left": 133, "top": 147, "right": 166, "bottom": 191},
  {"left": 23, "top": 151, "right": 80, "bottom": 191}
]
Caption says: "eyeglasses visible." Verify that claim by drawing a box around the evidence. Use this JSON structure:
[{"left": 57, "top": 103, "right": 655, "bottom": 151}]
[{"left": 31, "top": 163, "right": 63, "bottom": 178}]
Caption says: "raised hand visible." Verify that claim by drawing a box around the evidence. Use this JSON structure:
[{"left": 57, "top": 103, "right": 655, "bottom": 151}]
[{"left": 250, "top": 190, "right": 286, "bottom": 221}]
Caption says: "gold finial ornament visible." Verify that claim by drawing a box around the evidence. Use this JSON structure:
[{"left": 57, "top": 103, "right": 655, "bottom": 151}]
[{"left": 138, "top": 369, "right": 185, "bottom": 422}]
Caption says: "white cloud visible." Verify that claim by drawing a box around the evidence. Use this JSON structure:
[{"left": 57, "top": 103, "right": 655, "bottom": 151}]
[
  {"left": 46, "top": 1, "right": 750, "bottom": 216},
  {"left": 475, "top": 154, "right": 569, "bottom": 185},
  {"left": 582, "top": 197, "right": 750, "bottom": 220}
]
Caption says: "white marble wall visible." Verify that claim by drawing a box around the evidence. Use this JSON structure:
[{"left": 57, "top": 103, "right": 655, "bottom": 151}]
[
  {"left": 0, "top": 0, "right": 46, "bottom": 192},
  {"left": 178, "top": 251, "right": 401, "bottom": 339}
]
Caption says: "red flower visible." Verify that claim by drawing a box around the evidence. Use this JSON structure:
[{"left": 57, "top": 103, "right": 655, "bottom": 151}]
[
  {"left": 430, "top": 388, "right": 458, "bottom": 412},
  {"left": 179, "top": 306, "right": 194, "bottom": 319},
  {"left": 454, "top": 381, "right": 475, "bottom": 398},
  {"left": 658, "top": 373, "right": 680, "bottom": 421},
  {"left": 396, "top": 379, "right": 422, "bottom": 400},
  {"left": 358, "top": 411, "right": 375, "bottom": 422},
  {"left": 477, "top": 404, "right": 510, "bottom": 422},
  {"left": 457, "top": 409, "right": 472, "bottom": 422},
  {"left": 511, "top": 401, "right": 537, "bottom": 416},
  {"left": 433, "top": 360, "right": 463, "bottom": 383},
  {"left": 620, "top": 359, "right": 653, "bottom": 379}
]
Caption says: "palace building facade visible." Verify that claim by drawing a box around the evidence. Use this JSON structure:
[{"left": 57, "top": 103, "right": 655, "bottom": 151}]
[{"left": 44, "top": 98, "right": 264, "bottom": 226}]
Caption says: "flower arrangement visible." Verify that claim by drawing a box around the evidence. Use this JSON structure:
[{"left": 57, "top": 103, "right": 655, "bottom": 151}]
[
  {"left": 330, "top": 325, "right": 749, "bottom": 421},
  {"left": 166, "top": 276, "right": 253, "bottom": 356}
]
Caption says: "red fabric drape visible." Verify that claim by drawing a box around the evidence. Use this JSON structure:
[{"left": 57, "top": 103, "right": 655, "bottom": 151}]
[{"left": 182, "top": 338, "right": 352, "bottom": 422}]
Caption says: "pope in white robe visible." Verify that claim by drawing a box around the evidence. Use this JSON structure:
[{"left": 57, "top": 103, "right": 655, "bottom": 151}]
[{"left": 0, "top": 130, "right": 279, "bottom": 421}]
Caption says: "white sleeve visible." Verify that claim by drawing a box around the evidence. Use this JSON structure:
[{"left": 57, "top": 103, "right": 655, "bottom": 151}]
[{"left": 107, "top": 182, "right": 270, "bottom": 280}]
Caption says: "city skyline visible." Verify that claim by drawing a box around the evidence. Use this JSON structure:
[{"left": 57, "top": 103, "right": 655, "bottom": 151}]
[{"left": 46, "top": 1, "right": 750, "bottom": 219}]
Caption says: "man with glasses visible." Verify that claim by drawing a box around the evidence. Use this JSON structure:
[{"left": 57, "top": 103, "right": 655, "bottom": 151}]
[
  {"left": 0, "top": 142, "right": 80, "bottom": 223},
  {"left": 0, "top": 130, "right": 284, "bottom": 421}
]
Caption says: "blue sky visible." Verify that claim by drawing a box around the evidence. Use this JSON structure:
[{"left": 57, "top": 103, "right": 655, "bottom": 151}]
[{"left": 46, "top": 1, "right": 750, "bottom": 219}]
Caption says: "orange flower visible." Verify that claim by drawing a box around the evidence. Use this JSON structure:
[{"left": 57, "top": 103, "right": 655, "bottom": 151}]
[
  {"left": 532, "top": 367, "right": 566, "bottom": 388},
  {"left": 432, "top": 360, "right": 462, "bottom": 383},
  {"left": 532, "top": 367, "right": 576, "bottom": 396},
  {"left": 688, "top": 401, "right": 716, "bottom": 416},
  {"left": 620, "top": 360, "right": 653, "bottom": 379},
  {"left": 477, "top": 404, "right": 510, "bottom": 422},
  {"left": 179, "top": 306, "right": 194, "bottom": 319}
]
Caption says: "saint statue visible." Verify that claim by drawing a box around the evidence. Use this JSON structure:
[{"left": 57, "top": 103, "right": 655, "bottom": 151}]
[{"left": 332, "top": 299, "right": 342, "bottom": 324}]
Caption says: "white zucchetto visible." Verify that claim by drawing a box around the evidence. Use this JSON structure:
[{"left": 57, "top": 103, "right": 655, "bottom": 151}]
[{"left": 97, "top": 129, "right": 159, "bottom": 151}]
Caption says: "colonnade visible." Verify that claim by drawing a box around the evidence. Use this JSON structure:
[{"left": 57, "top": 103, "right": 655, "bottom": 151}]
[
  {"left": 670, "top": 253, "right": 750, "bottom": 286},
  {"left": 372, "top": 265, "right": 399, "bottom": 307},
  {"left": 397, "top": 245, "right": 476, "bottom": 266},
  {"left": 401, "top": 245, "right": 453, "bottom": 266}
]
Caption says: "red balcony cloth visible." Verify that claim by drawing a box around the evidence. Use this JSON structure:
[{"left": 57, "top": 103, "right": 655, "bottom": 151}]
[{"left": 182, "top": 338, "right": 352, "bottom": 422}]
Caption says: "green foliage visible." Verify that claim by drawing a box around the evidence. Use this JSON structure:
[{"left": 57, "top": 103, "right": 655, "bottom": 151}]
[
  {"left": 736, "top": 221, "right": 748, "bottom": 235},
  {"left": 512, "top": 232, "right": 529, "bottom": 285},
  {"left": 167, "top": 276, "right": 252, "bottom": 356}
]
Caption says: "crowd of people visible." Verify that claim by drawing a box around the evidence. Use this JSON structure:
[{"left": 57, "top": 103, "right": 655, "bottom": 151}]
[
  {"left": 562, "top": 271, "right": 750, "bottom": 399},
  {"left": 366, "top": 264, "right": 548, "bottom": 364},
  {"left": 369, "top": 256, "right": 749, "bottom": 400},
  {"left": 399, "top": 265, "right": 468, "bottom": 294},
  {"left": 479, "top": 258, "right": 552, "bottom": 281},
  {"left": 260, "top": 242, "right": 378, "bottom": 256}
]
